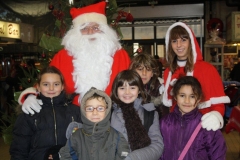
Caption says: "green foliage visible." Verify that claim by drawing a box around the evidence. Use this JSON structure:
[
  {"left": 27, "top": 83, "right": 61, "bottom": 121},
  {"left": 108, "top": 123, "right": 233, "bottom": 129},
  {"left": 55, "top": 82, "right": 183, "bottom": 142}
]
[
  {"left": 18, "top": 67, "right": 39, "bottom": 89},
  {"left": 0, "top": 101, "right": 18, "bottom": 145},
  {"left": 106, "top": 1, "right": 118, "bottom": 24},
  {"left": 0, "top": 67, "right": 38, "bottom": 145}
]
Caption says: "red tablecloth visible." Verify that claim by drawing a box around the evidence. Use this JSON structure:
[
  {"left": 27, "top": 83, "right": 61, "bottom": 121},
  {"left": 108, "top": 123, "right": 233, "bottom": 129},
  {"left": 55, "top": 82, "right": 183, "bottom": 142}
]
[{"left": 225, "top": 106, "right": 240, "bottom": 133}]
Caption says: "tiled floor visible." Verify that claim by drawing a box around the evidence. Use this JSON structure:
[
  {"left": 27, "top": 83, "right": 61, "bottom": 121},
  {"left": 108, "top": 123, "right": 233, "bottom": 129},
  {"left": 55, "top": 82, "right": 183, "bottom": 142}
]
[{"left": 0, "top": 129, "right": 240, "bottom": 160}]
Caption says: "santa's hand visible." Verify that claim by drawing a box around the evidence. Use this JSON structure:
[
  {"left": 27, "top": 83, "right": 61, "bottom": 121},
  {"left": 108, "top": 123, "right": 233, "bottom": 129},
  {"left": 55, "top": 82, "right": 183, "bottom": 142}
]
[
  {"left": 22, "top": 95, "right": 42, "bottom": 115},
  {"left": 201, "top": 111, "right": 223, "bottom": 131}
]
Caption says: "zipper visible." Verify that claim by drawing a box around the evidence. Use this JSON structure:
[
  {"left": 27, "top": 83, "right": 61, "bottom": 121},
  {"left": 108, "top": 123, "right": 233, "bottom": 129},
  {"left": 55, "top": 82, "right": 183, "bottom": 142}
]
[
  {"left": 33, "top": 119, "right": 38, "bottom": 147},
  {"left": 72, "top": 116, "right": 74, "bottom": 122},
  {"left": 35, "top": 119, "right": 37, "bottom": 128},
  {"left": 51, "top": 98, "right": 58, "bottom": 145}
]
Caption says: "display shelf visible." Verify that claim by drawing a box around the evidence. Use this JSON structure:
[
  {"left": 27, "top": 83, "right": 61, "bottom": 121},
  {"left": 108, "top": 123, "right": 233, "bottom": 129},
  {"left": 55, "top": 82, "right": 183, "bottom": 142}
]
[{"left": 204, "top": 44, "right": 224, "bottom": 80}]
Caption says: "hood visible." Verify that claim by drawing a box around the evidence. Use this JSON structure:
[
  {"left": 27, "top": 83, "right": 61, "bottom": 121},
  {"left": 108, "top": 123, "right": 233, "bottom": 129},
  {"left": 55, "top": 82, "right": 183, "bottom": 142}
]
[
  {"left": 165, "top": 22, "right": 203, "bottom": 64},
  {"left": 80, "top": 87, "right": 112, "bottom": 117},
  {"left": 80, "top": 87, "right": 112, "bottom": 136}
]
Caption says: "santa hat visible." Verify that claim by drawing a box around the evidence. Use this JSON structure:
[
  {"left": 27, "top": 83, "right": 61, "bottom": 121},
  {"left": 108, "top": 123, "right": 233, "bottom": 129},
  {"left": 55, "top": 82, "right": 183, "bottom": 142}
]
[{"left": 70, "top": 1, "right": 107, "bottom": 27}]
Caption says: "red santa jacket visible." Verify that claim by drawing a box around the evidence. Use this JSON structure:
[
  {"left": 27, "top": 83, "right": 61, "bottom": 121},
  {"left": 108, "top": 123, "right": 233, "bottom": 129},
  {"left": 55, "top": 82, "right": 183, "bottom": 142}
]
[{"left": 49, "top": 48, "right": 130, "bottom": 105}]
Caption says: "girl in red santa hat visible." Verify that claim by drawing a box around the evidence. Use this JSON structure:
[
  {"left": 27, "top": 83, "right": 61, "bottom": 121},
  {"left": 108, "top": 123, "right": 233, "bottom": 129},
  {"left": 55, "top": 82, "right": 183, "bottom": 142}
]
[{"left": 160, "top": 22, "right": 230, "bottom": 131}]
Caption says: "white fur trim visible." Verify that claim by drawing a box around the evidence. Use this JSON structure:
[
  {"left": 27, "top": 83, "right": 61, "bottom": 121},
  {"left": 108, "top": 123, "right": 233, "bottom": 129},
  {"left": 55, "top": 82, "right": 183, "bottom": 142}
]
[
  {"left": 163, "top": 72, "right": 173, "bottom": 107},
  {"left": 198, "top": 96, "right": 230, "bottom": 109},
  {"left": 158, "top": 77, "right": 164, "bottom": 84},
  {"left": 18, "top": 87, "right": 37, "bottom": 105},
  {"left": 177, "top": 60, "right": 186, "bottom": 67},
  {"left": 211, "top": 96, "right": 230, "bottom": 104},
  {"left": 186, "top": 71, "right": 193, "bottom": 76},
  {"left": 165, "top": 22, "right": 197, "bottom": 64},
  {"left": 159, "top": 85, "right": 164, "bottom": 94},
  {"left": 72, "top": 13, "right": 107, "bottom": 27},
  {"left": 198, "top": 100, "right": 211, "bottom": 109},
  {"left": 170, "top": 78, "right": 177, "bottom": 86}
]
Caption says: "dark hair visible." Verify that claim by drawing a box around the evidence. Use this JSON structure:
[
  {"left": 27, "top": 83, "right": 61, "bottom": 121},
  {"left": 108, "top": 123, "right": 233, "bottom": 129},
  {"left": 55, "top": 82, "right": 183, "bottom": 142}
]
[
  {"left": 37, "top": 66, "right": 65, "bottom": 86},
  {"left": 172, "top": 76, "right": 203, "bottom": 103},
  {"left": 167, "top": 26, "right": 194, "bottom": 73},
  {"left": 129, "top": 53, "right": 160, "bottom": 88},
  {"left": 111, "top": 70, "right": 148, "bottom": 104}
]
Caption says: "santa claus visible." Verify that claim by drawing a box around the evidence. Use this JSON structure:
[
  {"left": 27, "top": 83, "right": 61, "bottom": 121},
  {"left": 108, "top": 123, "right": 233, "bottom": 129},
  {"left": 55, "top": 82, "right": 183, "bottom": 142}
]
[{"left": 19, "top": 1, "right": 130, "bottom": 114}]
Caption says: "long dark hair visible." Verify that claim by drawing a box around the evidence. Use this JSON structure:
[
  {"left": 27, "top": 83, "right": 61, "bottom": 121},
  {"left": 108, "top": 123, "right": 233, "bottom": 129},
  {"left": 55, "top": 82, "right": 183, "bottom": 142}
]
[{"left": 167, "top": 25, "right": 194, "bottom": 73}]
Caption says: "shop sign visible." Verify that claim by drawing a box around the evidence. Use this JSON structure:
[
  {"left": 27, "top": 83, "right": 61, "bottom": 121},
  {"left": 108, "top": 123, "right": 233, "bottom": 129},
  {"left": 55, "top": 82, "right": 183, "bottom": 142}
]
[{"left": 0, "top": 21, "right": 20, "bottom": 39}]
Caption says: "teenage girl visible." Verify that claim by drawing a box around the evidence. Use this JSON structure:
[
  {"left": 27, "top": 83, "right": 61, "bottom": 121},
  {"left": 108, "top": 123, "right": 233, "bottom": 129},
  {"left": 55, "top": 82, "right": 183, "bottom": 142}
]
[
  {"left": 10, "top": 66, "right": 81, "bottom": 160},
  {"left": 161, "top": 22, "right": 230, "bottom": 131},
  {"left": 129, "top": 53, "right": 169, "bottom": 119},
  {"left": 160, "top": 76, "right": 226, "bottom": 159},
  {"left": 110, "top": 70, "right": 164, "bottom": 160}
]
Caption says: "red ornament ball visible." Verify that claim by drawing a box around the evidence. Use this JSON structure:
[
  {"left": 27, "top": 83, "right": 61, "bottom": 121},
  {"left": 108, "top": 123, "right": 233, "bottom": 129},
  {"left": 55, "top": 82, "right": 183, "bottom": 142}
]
[
  {"left": 48, "top": 4, "right": 54, "bottom": 10},
  {"left": 42, "top": 53, "right": 46, "bottom": 58},
  {"left": 126, "top": 13, "right": 134, "bottom": 22}
]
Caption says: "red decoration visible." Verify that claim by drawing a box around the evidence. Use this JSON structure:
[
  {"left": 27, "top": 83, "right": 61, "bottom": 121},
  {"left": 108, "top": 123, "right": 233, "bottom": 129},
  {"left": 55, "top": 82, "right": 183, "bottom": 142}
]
[
  {"left": 52, "top": 10, "right": 65, "bottom": 20},
  {"left": 112, "top": 10, "right": 134, "bottom": 26},
  {"left": 42, "top": 53, "right": 46, "bottom": 58},
  {"left": 48, "top": 3, "right": 54, "bottom": 11},
  {"left": 126, "top": 13, "right": 133, "bottom": 22},
  {"left": 137, "top": 46, "right": 143, "bottom": 53},
  {"left": 52, "top": 9, "right": 66, "bottom": 37},
  {"left": 207, "top": 18, "right": 223, "bottom": 36}
]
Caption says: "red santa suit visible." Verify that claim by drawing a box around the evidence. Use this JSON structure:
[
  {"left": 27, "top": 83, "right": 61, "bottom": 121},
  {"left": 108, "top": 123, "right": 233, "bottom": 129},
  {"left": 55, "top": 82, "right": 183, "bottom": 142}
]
[
  {"left": 161, "top": 22, "right": 230, "bottom": 116},
  {"left": 50, "top": 48, "right": 130, "bottom": 105}
]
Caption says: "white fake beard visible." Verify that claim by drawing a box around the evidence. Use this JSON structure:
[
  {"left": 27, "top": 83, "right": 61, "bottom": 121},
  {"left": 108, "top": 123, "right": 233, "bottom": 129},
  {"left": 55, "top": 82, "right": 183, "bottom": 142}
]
[{"left": 62, "top": 25, "right": 121, "bottom": 102}]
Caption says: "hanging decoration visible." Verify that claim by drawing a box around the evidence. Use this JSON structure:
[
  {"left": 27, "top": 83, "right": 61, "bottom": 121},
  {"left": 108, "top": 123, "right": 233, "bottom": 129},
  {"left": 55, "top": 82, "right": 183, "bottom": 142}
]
[
  {"left": 112, "top": 10, "right": 134, "bottom": 27},
  {"left": 48, "top": 2, "right": 54, "bottom": 10}
]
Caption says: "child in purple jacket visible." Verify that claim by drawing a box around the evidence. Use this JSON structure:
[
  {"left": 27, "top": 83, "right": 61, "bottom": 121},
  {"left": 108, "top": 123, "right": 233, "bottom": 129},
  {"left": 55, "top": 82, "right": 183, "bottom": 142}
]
[{"left": 160, "top": 76, "right": 226, "bottom": 160}]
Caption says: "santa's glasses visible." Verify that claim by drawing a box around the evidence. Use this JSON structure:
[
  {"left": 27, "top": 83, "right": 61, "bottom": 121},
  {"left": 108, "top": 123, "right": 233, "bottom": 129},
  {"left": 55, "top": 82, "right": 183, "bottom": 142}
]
[{"left": 81, "top": 25, "right": 100, "bottom": 33}]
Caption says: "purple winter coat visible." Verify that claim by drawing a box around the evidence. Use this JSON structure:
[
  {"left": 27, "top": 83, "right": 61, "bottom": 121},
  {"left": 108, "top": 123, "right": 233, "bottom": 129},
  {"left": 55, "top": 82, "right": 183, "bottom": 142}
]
[{"left": 159, "top": 106, "right": 226, "bottom": 160}]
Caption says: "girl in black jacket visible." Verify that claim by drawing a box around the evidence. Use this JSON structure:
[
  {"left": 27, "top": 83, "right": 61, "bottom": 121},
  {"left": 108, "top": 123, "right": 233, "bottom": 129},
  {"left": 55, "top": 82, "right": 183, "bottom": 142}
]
[{"left": 10, "top": 66, "right": 81, "bottom": 160}]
